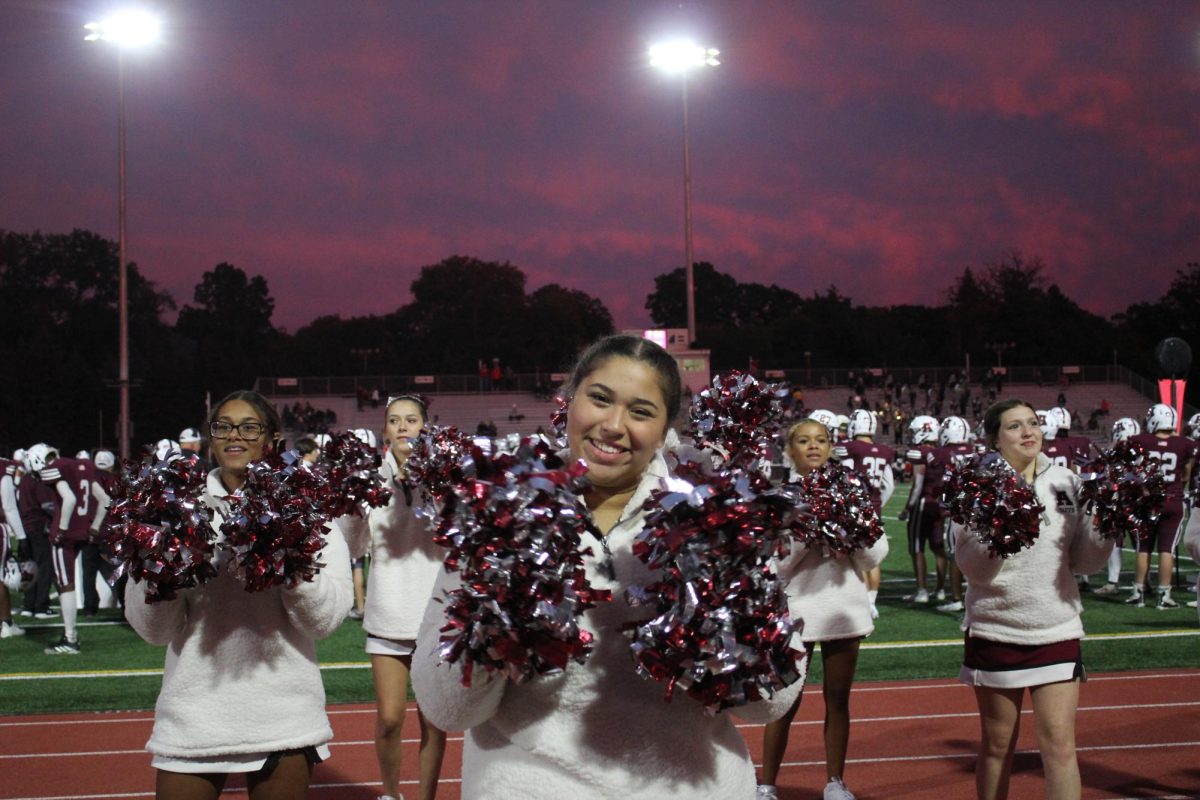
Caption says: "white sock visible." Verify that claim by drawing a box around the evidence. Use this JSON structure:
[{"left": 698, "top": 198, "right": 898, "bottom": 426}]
[
  {"left": 60, "top": 590, "right": 77, "bottom": 641},
  {"left": 867, "top": 589, "right": 878, "bottom": 604},
  {"left": 1107, "top": 547, "right": 1122, "bottom": 584},
  {"left": 1161, "top": 586, "right": 1172, "bottom": 600}
]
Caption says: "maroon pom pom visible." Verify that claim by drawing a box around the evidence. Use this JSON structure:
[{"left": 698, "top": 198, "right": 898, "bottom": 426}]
[
  {"left": 319, "top": 432, "right": 392, "bottom": 516},
  {"left": 785, "top": 463, "right": 886, "bottom": 555},
  {"left": 405, "top": 426, "right": 480, "bottom": 505},
  {"left": 688, "top": 372, "right": 790, "bottom": 470},
  {"left": 103, "top": 453, "right": 217, "bottom": 603},
  {"left": 1080, "top": 441, "right": 1165, "bottom": 543},
  {"left": 942, "top": 453, "right": 1045, "bottom": 557}
]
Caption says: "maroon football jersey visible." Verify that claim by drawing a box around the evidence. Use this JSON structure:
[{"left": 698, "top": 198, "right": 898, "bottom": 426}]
[
  {"left": 841, "top": 439, "right": 895, "bottom": 505},
  {"left": 1043, "top": 436, "right": 1091, "bottom": 472},
  {"left": 38, "top": 457, "right": 101, "bottom": 542},
  {"left": 1130, "top": 433, "right": 1194, "bottom": 498},
  {"left": 922, "top": 443, "right": 975, "bottom": 501}
]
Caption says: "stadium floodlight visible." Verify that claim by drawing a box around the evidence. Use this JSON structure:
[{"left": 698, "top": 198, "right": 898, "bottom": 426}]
[{"left": 84, "top": 9, "right": 162, "bottom": 48}]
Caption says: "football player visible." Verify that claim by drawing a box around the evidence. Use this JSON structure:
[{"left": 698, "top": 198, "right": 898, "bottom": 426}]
[
  {"left": 1126, "top": 404, "right": 1195, "bottom": 608},
  {"left": 80, "top": 450, "right": 121, "bottom": 617},
  {"left": 1042, "top": 408, "right": 1090, "bottom": 473},
  {"left": 1, "top": 452, "right": 28, "bottom": 639},
  {"left": 1094, "top": 418, "right": 1140, "bottom": 597},
  {"left": 27, "top": 444, "right": 111, "bottom": 654},
  {"left": 932, "top": 416, "right": 975, "bottom": 613},
  {"left": 898, "top": 415, "right": 942, "bottom": 603},
  {"left": 838, "top": 408, "right": 895, "bottom": 618}
]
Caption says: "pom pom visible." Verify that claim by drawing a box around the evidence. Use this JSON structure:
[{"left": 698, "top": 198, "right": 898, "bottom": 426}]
[
  {"left": 405, "top": 426, "right": 479, "bottom": 505},
  {"left": 103, "top": 453, "right": 217, "bottom": 603},
  {"left": 318, "top": 431, "right": 392, "bottom": 516},
  {"left": 427, "top": 437, "right": 612, "bottom": 686},
  {"left": 625, "top": 468, "right": 800, "bottom": 712},
  {"left": 784, "top": 463, "right": 886, "bottom": 555},
  {"left": 220, "top": 451, "right": 329, "bottom": 592},
  {"left": 942, "top": 453, "right": 1045, "bottom": 558},
  {"left": 1080, "top": 441, "right": 1165, "bottom": 543},
  {"left": 687, "top": 372, "right": 790, "bottom": 471}
]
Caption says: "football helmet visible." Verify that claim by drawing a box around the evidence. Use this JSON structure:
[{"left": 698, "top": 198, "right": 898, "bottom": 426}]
[
  {"left": 11, "top": 448, "right": 26, "bottom": 467},
  {"left": 1111, "top": 417, "right": 1140, "bottom": 443},
  {"left": 1188, "top": 412, "right": 1200, "bottom": 439},
  {"left": 351, "top": 428, "right": 378, "bottom": 449},
  {"left": 154, "top": 439, "right": 182, "bottom": 461},
  {"left": 25, "top": 443, "right": 57, "bottom": 473},
  {"left": 834, "top": 414, "right": 850, "bottom": 439},
  {"left": 807, "top": 409, "right": 838, "bottom": 433},
  {"left": 1047, "top": 407, "right": 1072, "bottom": 433},
  {"left": 75, "top": 450, "right": 91, "bottom": 460},
  {"left": 1146, "top": 403, "right": 1178, "bottom": 434},
  {"left": 1036, "top": 410, "right": 1055, "bottom": 441},
  {"left": 908, "top": 415, "right": 940, "bottom": 445},
  {"left": 178, "top": 427, "right": 202, "bottom": 444},
  {"left": 939, "top": 415, "right": 970, "bottom": 446},
  {"left": 313, "top": 433, "right": 331, "bottom": 448},
  {"left": 847, "top": 409, "right": 878, "bottom": 438},
  {"left": 93, "top": 450, "right": 116, "bottom": 470},
  {"left": 2, "top": 544, "right": 36, "bottom": 594}
]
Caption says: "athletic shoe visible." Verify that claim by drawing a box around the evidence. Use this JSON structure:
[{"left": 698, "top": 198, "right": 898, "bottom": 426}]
[
  {"left": 348, "top": 609, "right": 364, "bottom": 620},
  {"left": 756, "top": 787, "right": 779, "bottom": 800},
  {"left": 33, "top": 611, "right": 56, "bottom": 619},
  {"left": 1156, "top": 593, "right": 1179, "bottom": 610},
  {"left": 17, "top": 609, "right": 34, "bottom": 618},
  {"left": 934, "top": 589, "right": 946, "bottom": 602},
  {"left": 1, "top": 621, "right": 25, "bottom": 638},
  {"left": 902, "top": 589, "right": 930, "bottom": 603},
  {"left": 44, "top": 636, "right": 80, "bottom": 655},
  {"left": 937, "top": 600, "right": 964, "bottom": 613},
  {"left": 1124, "top": 593, "right": 1145, "bottom": 608},
  {"left": 1187, "top": 599, "right": 1198, "bottom": 609},
  {"left": 1093, "top": 583, "right": 1120, "bottom": 596},
  {"left": 824, "top": 778, "right": 857, "bottom": 800}
]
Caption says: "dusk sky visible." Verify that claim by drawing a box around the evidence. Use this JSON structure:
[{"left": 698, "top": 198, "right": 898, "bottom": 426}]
[{"left": 4, "top": 1, "right": 1200, "bottom": 332}]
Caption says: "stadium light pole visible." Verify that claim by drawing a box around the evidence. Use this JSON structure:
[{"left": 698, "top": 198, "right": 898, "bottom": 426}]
[
  {"left": 85, "top": 9, "right": 162, "bottom": 460},
  {"left": 649, "top": 40, "right": 719, "bottom": 348}
]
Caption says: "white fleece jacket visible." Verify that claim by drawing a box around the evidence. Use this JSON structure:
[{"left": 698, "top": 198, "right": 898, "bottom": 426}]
[
  {"left": 125, "top": 470, "right": 353, "bottom": 759},
  {"left": 777, "top": 537, "right": 888, "bottom": 645},
  {"left": 411, "top": 453, "right": 805, "bottom": 800},
  {"left": 955, "top": 454, "right": 1111, "bottom": 645},
  {"left": 363, "top": 449, "right": 443, "bottom": 641}
]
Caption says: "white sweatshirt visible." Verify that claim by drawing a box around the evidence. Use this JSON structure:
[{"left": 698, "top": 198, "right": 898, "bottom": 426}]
[
  {"left": 363, "top": 449, "right": 443, "bottom": 641},
  {"left": 955, "top": 454, "right": 1111, "bottom": 645},
  {"left": 778, "top": 535, "right": 889, "bottom": 645},
  {"left": 411, "top": 453, "right": 804, "bottom": 800},
  {"left": 125, "top": 470, "right": 353, "bottom": 758}
]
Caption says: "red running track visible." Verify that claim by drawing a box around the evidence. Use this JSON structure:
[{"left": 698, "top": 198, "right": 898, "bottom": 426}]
[{"left": 1, "top": 669, "right": 1197, "bottom": 799}]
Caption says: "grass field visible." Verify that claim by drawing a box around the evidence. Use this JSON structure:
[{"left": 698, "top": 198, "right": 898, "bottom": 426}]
[{"left": 2, "top": 493, "right": 1196, "bottom": 716}]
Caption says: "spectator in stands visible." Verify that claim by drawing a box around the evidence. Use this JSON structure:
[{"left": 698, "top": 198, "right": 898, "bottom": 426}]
[
  {"left": 478, "top": 360, "right": 490, "bottom": 392},
  {"left": 956, "top": 399, "right": 1110, "bottom": 800},
  {"left": 507, "top": 404, "right": 525, "bottom": 423},
  {"left": 125, "top": 390, "right": 351, "bottom": 796},
  {"left": 760, "top": 418, "right": 888, "bottom": 800},
  {"left": 490, "top": 358, "right": 502, "bottom": 391},
  {"left": 363, "top": 395, "right": 447, "bottom": 800}
]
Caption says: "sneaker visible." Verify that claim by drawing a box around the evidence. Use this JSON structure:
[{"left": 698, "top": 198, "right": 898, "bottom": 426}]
[
  {"left": 1187, "top": 599, "right": 1198, "bottom": 609},
  {"left": 756, "top": 787, "right": 779, "bottom": 800},
  {"left": 824, "top": 778, "right": 857, "bottom": 800},
  {"left": 44, "top": 636, "right": 80, "bottom": 655},
  {"left": 17, "top": 609, "right": 34, "bottom": 618},
  {"left": 1, "top": 621, "right": 25, "bottom": 638},
  {"left": 1156, "top": 593, "right": 1179, "bottom": 610},
  {"left": 902, "top": 589, "right": 930, "bottom": 603},
  {"left": 937, "top": 599, "right": 964, "bottom": 612},
  {"left": 348, "top": 608, "right": 364, "bottom": 620},
  {"left": 1093, "top": 583, "right": 1120, "bottom": 596},
  {"left": 934, "top": 589, "right": 946, "bottom": 602},
  {"left": 1124, "top": 592, "right": 1145, "bottom": 608}
]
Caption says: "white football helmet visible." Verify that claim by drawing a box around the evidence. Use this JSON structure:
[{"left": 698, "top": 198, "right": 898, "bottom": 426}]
[
  {"left": 313, "top": 433, "right": 331, "bottom": 448},
  {"left": 93, "top": 450, "right": 116, "bottom": 470},
  {"left": 75, "top": 450, "right": 91, "bottom": 460},
  {"left": 834, "top": 414, "right": 850, "bottom": 439},
  {"left": 25, "top": 443, "right": 57, "bottom": 473},
  {"left": 939, "top": 415, "right": 970, "bottom": 446},
  {"left": 1146, "top": 403, "right": 1178, "bottom": 434},
  {"left": 11, "top": 448, "right": 26, "bottom": 467},
  {"left": 1047, "top": 407, "right": 1072, "bottom": 433},
  {"left": 908, "top": 415, "right": 940, "bottom": 445},
  {"left": 155, "top": 439, "right": 182, "bottom": 461},
  {"left": 1036, "top": 410, "right": 1055, "bottom": 440},
  {"left": 2, "top": 536, "right": 36, "bottom": 594},
  {"left": 178, "top": 427, "right": 202, "bottom": 444},
  {"left": 847, "top": 409, "right": 877, "bottom": 438},
  {"left": 1111, "top": 417, "right": 1140, "bottom": 443},
  {"left": 807, "top": 409, "right": 838, "bottom": 433},
  {"left": 351, "top": 428, "right": 378, "bottom": 449},
  {"left": 1188, "top": 412, "right": 1200, "bottom": 439}
]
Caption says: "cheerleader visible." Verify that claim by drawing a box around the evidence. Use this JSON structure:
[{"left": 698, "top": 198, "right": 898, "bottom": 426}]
[
  {"left": 364, "top": 396, "right": 447, "bottom": 800},
  {"left": 759, "top": 418, "right": 889, "bottom": 800},
  {"left": 411, "top": 334, "right": 803, "bottom": 800},
  {"left": 955, "top": 400, "right": 1111, "bottom": 800},
  {"left": 124, "top": 390, "right": 352, "bottom": 800}
]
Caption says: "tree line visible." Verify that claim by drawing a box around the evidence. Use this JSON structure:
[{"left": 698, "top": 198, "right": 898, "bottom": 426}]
[{"left": 1, "top": 228, "right": 1194, "bottom": 452}]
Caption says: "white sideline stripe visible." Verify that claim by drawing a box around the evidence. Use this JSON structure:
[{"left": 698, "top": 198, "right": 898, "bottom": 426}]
[
  {"left": 2, "top": 776, "right": 470, "bottom": 800},
  {"left": 768, "top": 738, "right": 1200, "bottom": 769},
  {"left": 4, "top": 629, "right": 1195, "bottom": 683},
  {"left": 4, "top": 700, "right": 1195, "bottom": 757}
]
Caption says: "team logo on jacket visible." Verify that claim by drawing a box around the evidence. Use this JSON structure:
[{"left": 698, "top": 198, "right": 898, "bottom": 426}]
[{"left": 1054, "top": 489, "right": 1076, "bottom": 513}]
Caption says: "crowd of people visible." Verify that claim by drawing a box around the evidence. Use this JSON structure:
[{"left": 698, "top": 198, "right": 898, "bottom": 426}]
[{"left": 2, "top": 334, "right": 1198, "bottom": 800}]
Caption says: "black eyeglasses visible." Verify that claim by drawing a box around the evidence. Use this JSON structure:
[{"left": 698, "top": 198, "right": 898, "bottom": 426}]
[{"left": 209, "top": 421, "right": 268, "bottom": 439}]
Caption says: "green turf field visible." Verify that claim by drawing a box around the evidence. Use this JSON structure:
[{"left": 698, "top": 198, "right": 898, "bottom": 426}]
[{"left": 2, "top": 493, "right": 1196, "bottom": 716}]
